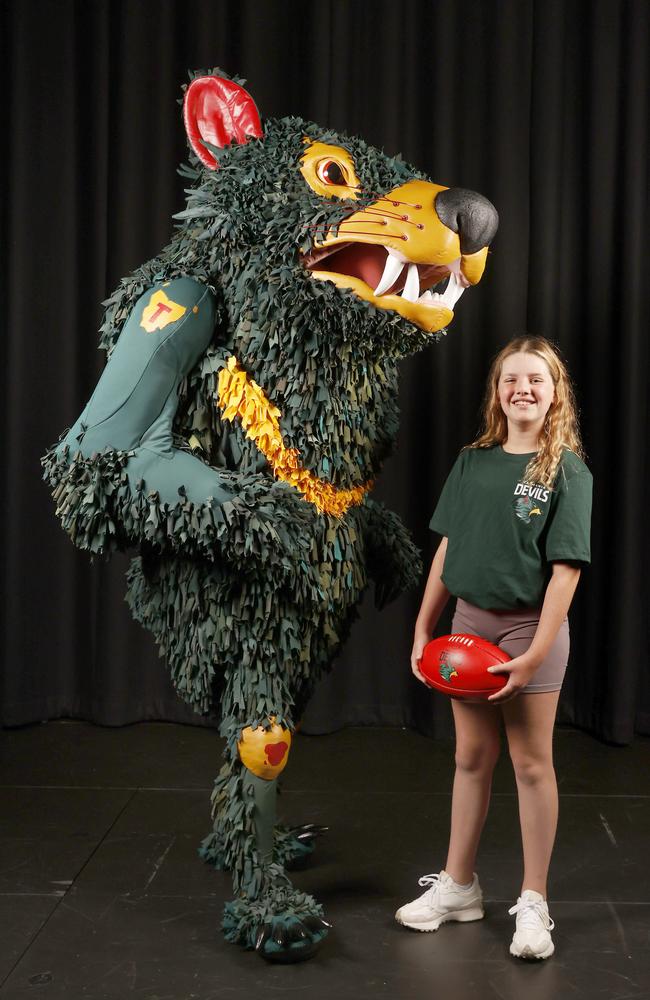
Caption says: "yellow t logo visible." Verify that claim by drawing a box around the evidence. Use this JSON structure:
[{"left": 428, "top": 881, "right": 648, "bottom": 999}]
[{"left": 140, "top": 290, "right": 187, "bottom": 332}]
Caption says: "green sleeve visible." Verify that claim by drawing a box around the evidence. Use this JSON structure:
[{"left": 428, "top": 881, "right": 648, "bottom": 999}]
[
  {"left": 429, "top": 452, "right": 464, "bottom": 536},
  {"left": 544, "top": 455, "right": 593, "bottom": 565}
]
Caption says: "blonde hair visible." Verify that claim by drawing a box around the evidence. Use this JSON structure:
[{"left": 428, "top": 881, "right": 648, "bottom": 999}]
[{"left": 467, "top": 336, "right": 585, "bottom": 489}]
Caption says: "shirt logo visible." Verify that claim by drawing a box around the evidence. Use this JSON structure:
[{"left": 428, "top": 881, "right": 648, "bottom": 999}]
[
  {"left": 513, "top": 495, "right": 543, "bottom": 522},
  {"left": 512, "top": 481, "right": 549, "bottom": 523},
  {"left": 140, "top": 290, "right": 187, "bottom": 332}
]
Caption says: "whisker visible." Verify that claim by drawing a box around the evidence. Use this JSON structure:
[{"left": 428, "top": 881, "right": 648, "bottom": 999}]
[
  {"left": 306, "top": 219, "right": 388, "bottom": 232},
  {"left": 355, "top": 188, "right": 424, "bottom": 210},
  {"left": 338, "top": 227, "right": 408, "bottom": 240},
  {"left": 358, "top": 208, "right": 424, "bottom": 229}
]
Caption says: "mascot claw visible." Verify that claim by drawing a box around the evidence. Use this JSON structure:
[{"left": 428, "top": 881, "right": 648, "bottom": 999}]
[
  {"left": 283, "top": 823, "right": 329, "bottom": 870},
  {"left": 255, "top": 915, "right": 332, "bottom": 964},
  {"left": 292, "top": 822, "right": 329, "bottom": 843}
]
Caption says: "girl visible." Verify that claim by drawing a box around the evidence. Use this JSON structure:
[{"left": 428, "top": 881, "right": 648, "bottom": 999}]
[{"left": 395, "top": 336, "right": 592, "bottom": 961}]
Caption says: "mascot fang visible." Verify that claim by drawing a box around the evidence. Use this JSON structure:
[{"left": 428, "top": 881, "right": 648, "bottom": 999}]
[{"left": 42, "top": 69, "right": 498, "bottom": 962}]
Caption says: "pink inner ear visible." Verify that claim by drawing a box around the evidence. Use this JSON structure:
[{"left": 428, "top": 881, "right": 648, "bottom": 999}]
[{"left": 183, "top": 76, "right": 263, "bottom": 170}]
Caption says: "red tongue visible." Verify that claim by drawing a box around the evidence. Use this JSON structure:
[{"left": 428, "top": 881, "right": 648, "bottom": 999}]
[
  {"left": 313, "top": 245, "right": 455, "bottom": 297},
  {"left": 319, "top": 243, "right": 388, "bottom": 289}
]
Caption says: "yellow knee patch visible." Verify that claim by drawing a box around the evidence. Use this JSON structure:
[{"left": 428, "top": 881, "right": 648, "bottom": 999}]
[{"left": 238, "top": 717, "right": 292, "bottom": 780}]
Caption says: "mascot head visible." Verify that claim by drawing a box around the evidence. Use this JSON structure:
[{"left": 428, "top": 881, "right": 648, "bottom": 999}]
[
  {"left": 94, "top": 68, "right": 499, "bottom": 487},
  {"left": 178, "top": 70, "right": 498, "bottom": 361}
]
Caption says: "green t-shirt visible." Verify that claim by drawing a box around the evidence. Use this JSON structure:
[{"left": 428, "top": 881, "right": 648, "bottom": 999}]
[{"left": 429, "top": 445, "right": 592, "bottom": 610}]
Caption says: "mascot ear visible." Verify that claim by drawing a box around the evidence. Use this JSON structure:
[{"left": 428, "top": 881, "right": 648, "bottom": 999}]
[{"left": 183, "top": 76, "right": 263, "bottom": 170}]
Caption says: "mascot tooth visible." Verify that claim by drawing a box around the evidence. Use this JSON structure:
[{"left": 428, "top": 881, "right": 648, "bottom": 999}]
[{"left": 42, "top": 68, "right": 498, "bottom": 962}]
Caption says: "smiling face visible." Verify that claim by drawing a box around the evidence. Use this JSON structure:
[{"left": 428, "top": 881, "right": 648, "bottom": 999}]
[{"left": 498, "top": 352, "right": 556, "bottom": 433}]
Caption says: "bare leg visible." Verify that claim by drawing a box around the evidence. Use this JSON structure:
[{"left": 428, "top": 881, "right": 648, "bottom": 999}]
[
  {"left": 502, "top": 691, "right": 561, "bottom": 897},
  {"left": 445, "top": 699, "right": 502, "bottom": 884}
]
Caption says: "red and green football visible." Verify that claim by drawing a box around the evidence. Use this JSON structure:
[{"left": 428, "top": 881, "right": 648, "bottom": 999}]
[{"left": 420, "top": 633, "right": 510, "bottom": 700}]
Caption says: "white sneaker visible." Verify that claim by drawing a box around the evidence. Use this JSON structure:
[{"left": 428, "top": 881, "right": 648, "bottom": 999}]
[
  {"left": 509, "top": 889, "right": 555, "bottom": 959},
  {"left": 395, "top": 870, "right": 484, "bottom": 932}
]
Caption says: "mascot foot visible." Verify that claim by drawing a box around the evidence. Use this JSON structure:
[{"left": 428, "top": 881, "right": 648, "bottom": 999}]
[
  {"left": 222, "top": 865, "right": 330, "bottom": 962},
  {"left": 255, "top": 914, "right": 331, "bottom": 963},
  {"left": 275, "top": 823, "right": 329, "bottom": 869}
]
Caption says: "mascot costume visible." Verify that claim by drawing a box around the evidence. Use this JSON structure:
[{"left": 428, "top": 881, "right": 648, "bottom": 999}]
[{"left": 42, "top": 70, "right": 498, "bottom": 962}]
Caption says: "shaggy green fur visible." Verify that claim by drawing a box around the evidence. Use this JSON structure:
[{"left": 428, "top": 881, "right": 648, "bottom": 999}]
[{"left": 41, "top": 66, "right": 442, "bottom": 957}]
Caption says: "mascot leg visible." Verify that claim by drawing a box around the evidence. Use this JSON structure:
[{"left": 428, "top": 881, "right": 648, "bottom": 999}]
[
  {"left": 206, "top": 717, "right": 330, "bottom": 962},
  {"left": 200, "top": 783, "right": 325, "bottom": 871},
  {"left": 199, "top": 729, "right": 326, "bottom": 871}
]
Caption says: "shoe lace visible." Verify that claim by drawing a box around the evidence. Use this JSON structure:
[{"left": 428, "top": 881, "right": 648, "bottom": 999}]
[
  {"left": 508, "top": 897, "right": 555, "bottom": 931},
  {"left": 417, "top": 872, "right": 442, "bottom": 901}
]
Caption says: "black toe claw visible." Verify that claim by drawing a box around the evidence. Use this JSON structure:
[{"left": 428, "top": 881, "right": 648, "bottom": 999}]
[
  {"left": 256, "top": 916, "right": 329, "bottom": 963},
  {"left": 272, "top": 924, "right": 287, "bottom": 947},
  {"left": 287, "top": 921, "right": 310, "bottom": 943},
  {"left": 255, "top": 923, "right": 272, "bottom": 952},
  {"left": 293, "top": 823, "right": 329, "bottom": 842},
  {"left": 302, "top": 914, "right": 332, "bottom": 933}
]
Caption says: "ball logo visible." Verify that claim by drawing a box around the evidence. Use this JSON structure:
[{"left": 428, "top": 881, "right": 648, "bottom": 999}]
[{"left": 438, "top": 651, "right": 460, "bottom": 683}]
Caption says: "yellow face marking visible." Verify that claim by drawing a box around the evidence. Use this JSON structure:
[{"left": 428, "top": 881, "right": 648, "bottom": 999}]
[
  {"left": 313, "top": 179, "right": 462, "bottom": 264},
  {"left": 308, "top": 270, "right": 454, "bottom": 333},
  {"left": 140, "top": 290, "right": 187, "bottom": 332},
  {"left": 302, "top": 179, "right": 490, "bottom": 334},
  {"left": 460, "top": 246, "right": 489, "bottom": 286},
  {"left": 300, "top": 140, "right": 361, "bottom": 200}
]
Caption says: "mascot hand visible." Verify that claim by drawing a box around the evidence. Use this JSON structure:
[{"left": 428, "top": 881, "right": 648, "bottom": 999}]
[{"left": 221, "top": 474, "right": 323, "bottom": 601}]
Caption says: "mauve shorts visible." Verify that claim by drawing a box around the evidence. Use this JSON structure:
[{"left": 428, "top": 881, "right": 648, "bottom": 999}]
[{"left": 450, "top": 597, "right": 570, "bottom": 693}]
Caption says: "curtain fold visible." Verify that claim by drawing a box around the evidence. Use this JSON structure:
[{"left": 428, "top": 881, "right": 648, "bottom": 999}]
[{"left": 2, "top": 0, "right": 647, "bottom": 744}]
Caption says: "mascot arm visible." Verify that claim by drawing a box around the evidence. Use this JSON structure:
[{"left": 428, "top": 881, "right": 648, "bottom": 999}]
[
  {"left": 42, "top": 278, "right": 318, "bottom": 591},
  {"left": 360, "top": 499, "right": 423, "bottom": 609}
]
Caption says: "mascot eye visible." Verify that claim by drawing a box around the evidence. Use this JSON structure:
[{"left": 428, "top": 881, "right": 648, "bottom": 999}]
[
  {"left": 317, "top": 159, "right": 348, "bottom": 186},
  {"left": 300, "top": 141, "right": 360, "bottom": 199}
]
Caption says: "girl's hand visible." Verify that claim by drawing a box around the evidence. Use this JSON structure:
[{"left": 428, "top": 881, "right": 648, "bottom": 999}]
[
  {"left": 486, "top": 654, "right": 539, "bottom": 704},
  {"left": 411, "top": 631, "right": 431, "bottom": 685}
]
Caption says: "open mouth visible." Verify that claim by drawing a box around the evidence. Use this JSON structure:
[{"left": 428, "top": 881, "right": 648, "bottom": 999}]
[{"left": 301, "top": 241, "right": 469, "bottom": 330}]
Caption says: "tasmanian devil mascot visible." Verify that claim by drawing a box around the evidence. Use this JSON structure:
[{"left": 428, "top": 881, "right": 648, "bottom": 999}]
[{"left": 42, "top": 69, "right": 498, "bottom": 962}]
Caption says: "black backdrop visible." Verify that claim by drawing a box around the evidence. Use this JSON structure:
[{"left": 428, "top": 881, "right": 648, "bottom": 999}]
[{"left": 2, "top": 0, "right": 648, "bottom": 744}]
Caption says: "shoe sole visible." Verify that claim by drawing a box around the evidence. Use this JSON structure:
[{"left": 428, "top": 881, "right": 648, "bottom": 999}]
[
  {"left": 395, "top": 906, "right": 485, "bottom": 932},
  {"left": 509, "top": 941, "right": 555, "bottom": 960}
]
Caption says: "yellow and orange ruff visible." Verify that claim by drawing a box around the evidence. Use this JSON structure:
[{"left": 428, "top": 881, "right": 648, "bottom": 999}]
[{"left": 217, "top": 355, "right": 371, "bottom": 517}]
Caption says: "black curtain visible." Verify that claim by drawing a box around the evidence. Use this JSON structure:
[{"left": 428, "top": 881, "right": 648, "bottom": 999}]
[{"left": 2, "top": 0, "right": 648, "bottom": 744}]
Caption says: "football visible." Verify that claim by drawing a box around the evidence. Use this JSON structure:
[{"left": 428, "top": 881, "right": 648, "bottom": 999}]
[{"left": 420, "top": 633, "right": 510, "bottom": 700}]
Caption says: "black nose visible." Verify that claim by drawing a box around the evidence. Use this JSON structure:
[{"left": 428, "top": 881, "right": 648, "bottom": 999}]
[{"left": 434, "top": 188, "right": 499, "bottom": 255}]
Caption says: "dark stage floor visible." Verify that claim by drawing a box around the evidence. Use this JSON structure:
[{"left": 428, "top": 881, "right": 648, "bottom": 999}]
[{"left": 1, "top": 722, "right": 649, "bottom": 999}]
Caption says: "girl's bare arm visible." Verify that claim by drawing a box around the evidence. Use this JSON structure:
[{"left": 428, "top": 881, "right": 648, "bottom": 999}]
[
  {"left": 487, "top": 561, "right": 581, "bottom": 702},
  {"left": 525, "top": 561, "right": 582, "bottom": 665},
  {"left": 411, "top": 537, "right": 450, "bottom": 682}
]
